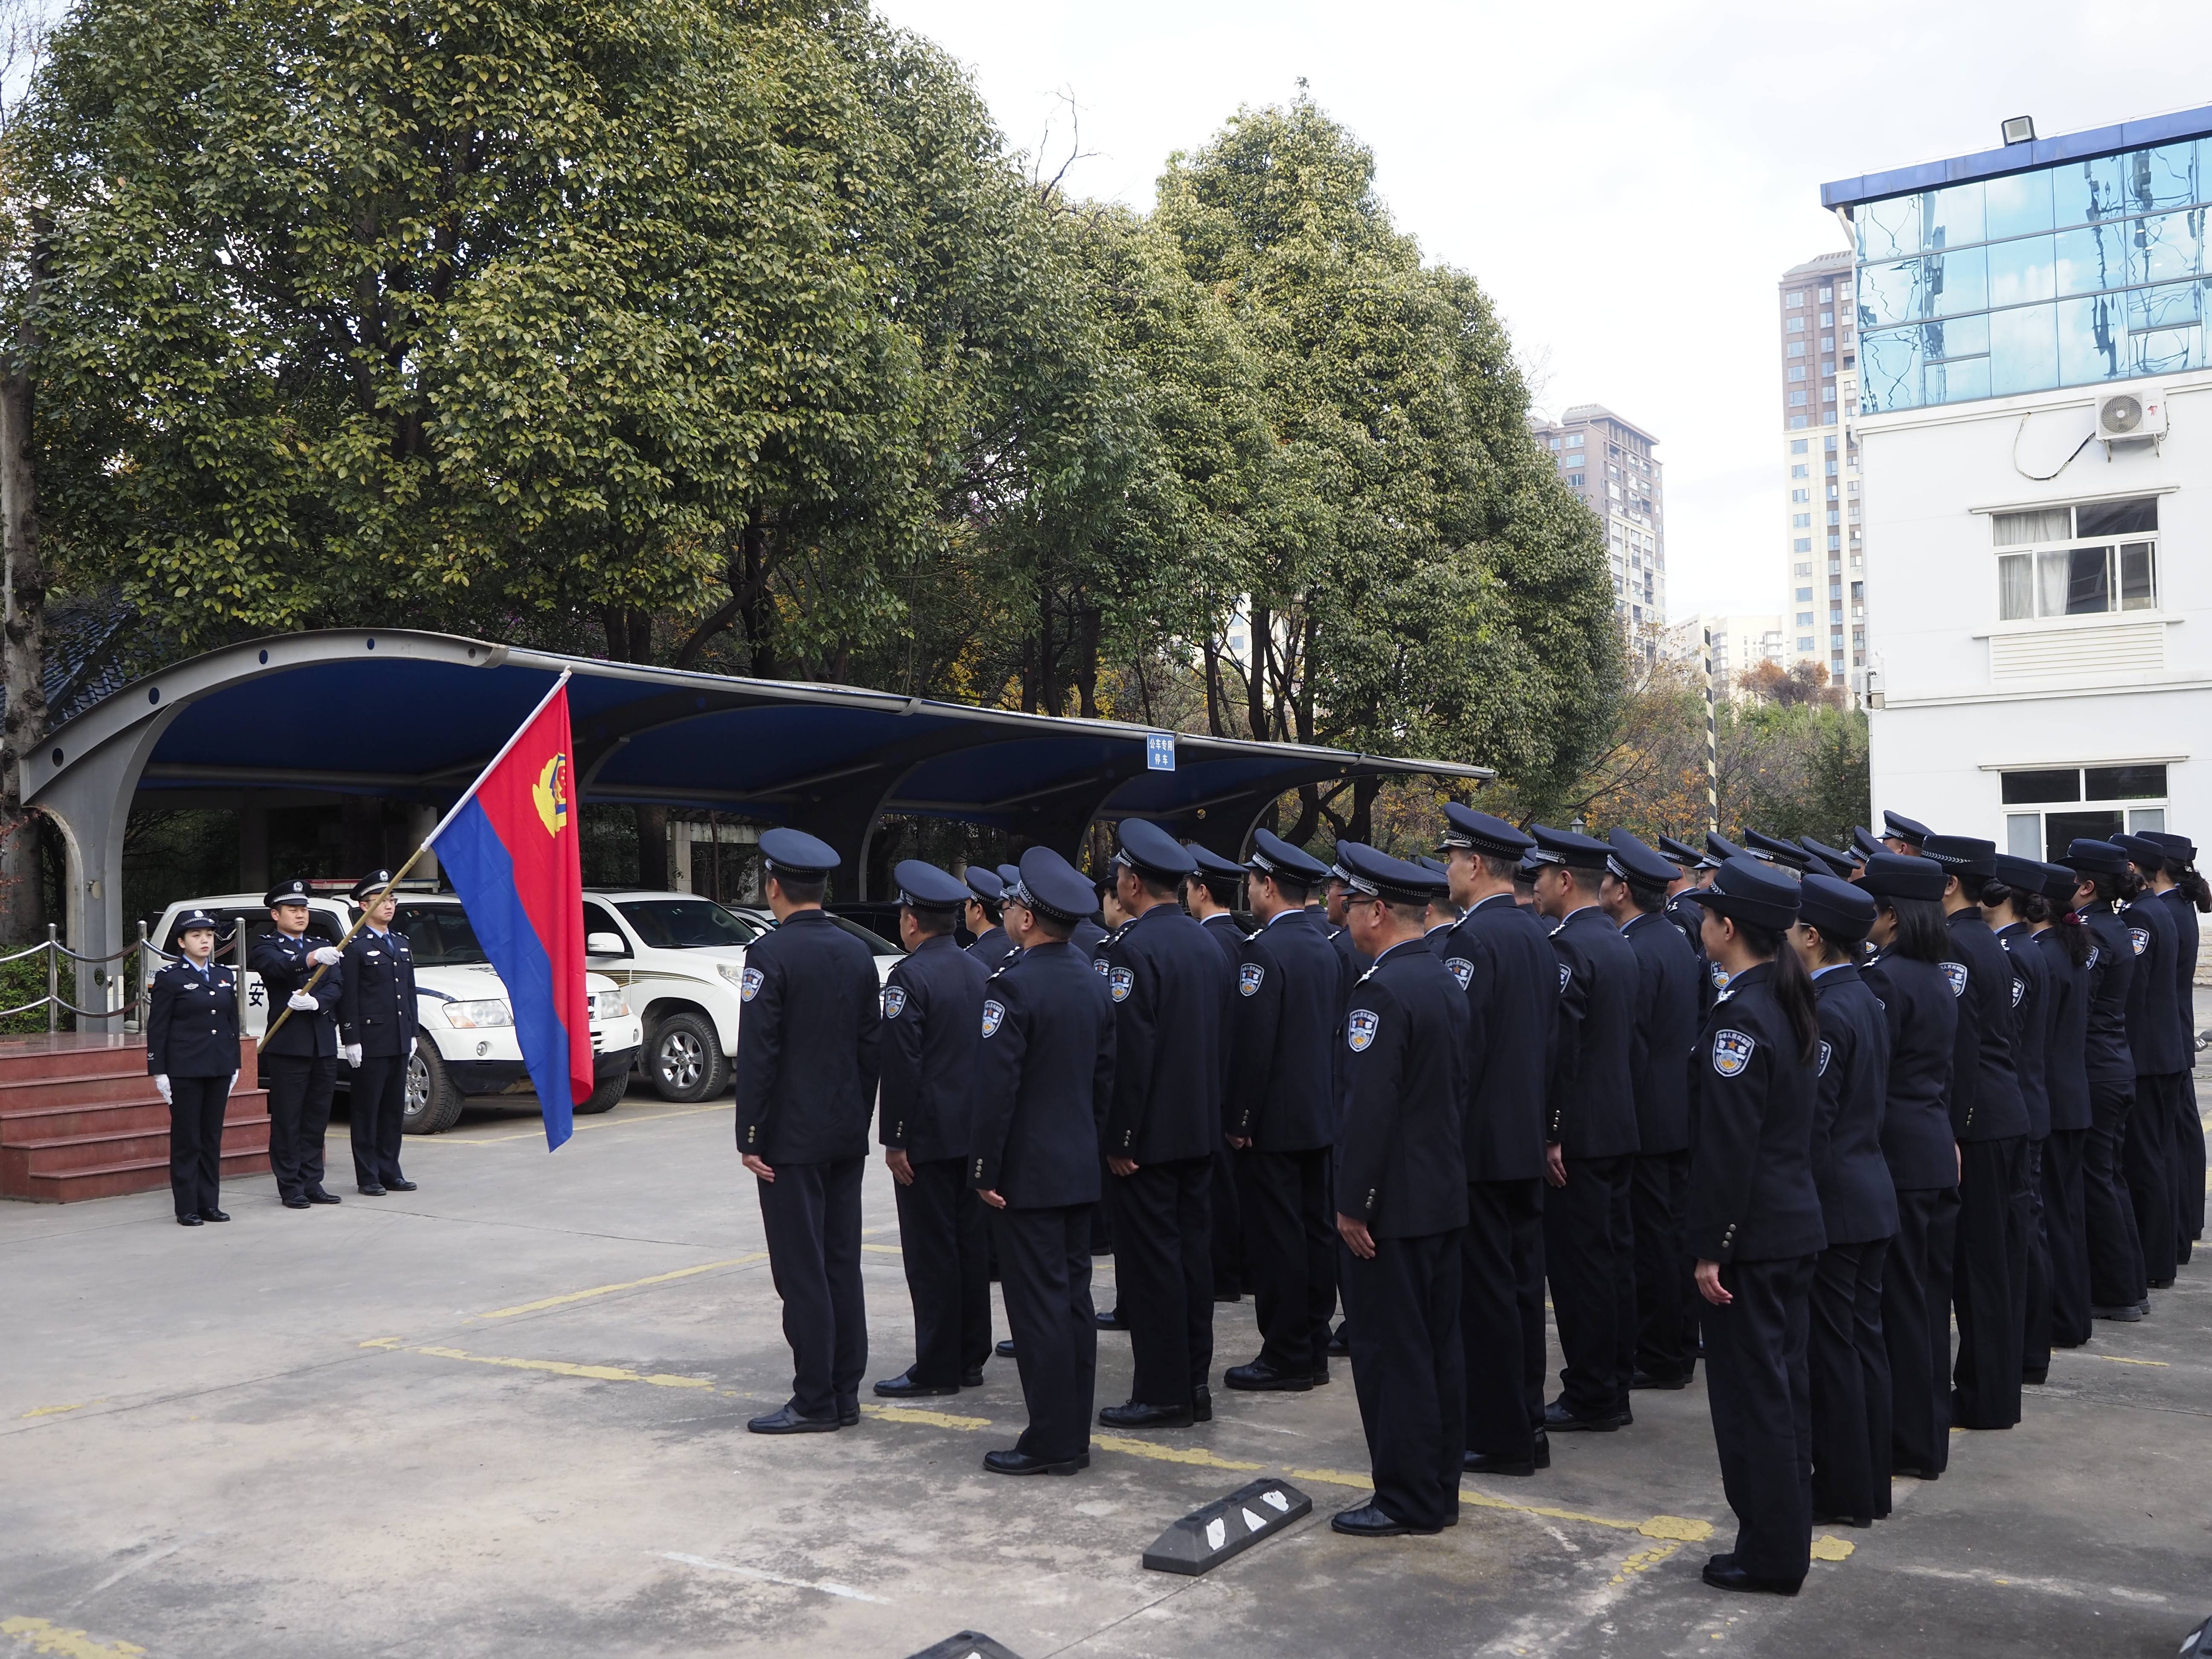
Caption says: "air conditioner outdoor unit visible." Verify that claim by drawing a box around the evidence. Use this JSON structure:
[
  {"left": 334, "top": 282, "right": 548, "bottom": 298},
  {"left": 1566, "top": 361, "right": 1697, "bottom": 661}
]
[{"left": 2096, "top": 389, "right": 2166, "bottom": 450}]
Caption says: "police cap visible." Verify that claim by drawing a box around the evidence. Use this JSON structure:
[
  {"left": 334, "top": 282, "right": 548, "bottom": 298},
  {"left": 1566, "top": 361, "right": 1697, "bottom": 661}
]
[
  {"left": 1656, "top": 833, "right": 1704, "bottom": 870},
  {"left": 1333, "top": 842, "right": 1435, "bottom": 906},
  {"left": 1851, "top": 826, "right": 1886, "bottom": 861},
  {"left": 1798, "top": 873, "right": 1875, "bottom": 943},
  {"left": 265, "top": 878, "right": 313, "bottom": 910},
  {"left": 1697, "top": 855, "right": 1802, "bottom": 932},
  {"left": 2040, "top": 862, "right": 2085, "bottom": 909},
  {"left": 1800, "top": 835, "right": 1860, "bottom": 874},
  {"left": 2061, "top": 837, "right": 2129, "bottom": 876},
  {"left": 1604, "top": 829, "right": 1676, "bottom": 887},
  {"left": 1745, "top": 830, "right": 1812, "bottom": 872},
  {"left": 1113, "top": 819, "right": 1197, "bottom": 883},
  {"left": 2112, "top": 832, "right": 2173, "bottom": 875},
  {"left": 759, "top": 827, "right": 840, "bottom": 877},
  {"left": 1854, "top": 851, "right": 1947, "bottom": 902},
  {"left": 1528, "top": 824, "right": 1611, "bottom": 871},
  {"left": 1186, "top": 843, "right": 1247, "bottom": 885},
  {"left": 1439, "top": 804, "right": 1534, "bottom": 860},
  {"left": 1246, "top": 828, "right": 1329, "bottom": 887},
  {"left": 1882, "top": 810, "right": 1933, "bottom": 849},
  {"left": 175, "top": 908, "right": 220, "bottom": 934},
  {"left": 996, "top": 863, "right": 1023, "bottom": 894},
  {"left": 1706, "top": 831, "right": 1750, "bottom": 866},
  {"left": 2141, "top": 830, "right": 2196, "bottom": 867},
  {"left": 1010, "top": 846, "right": 1097, "bottom": 925},
  {"left": 893, "top": 859, "right": 969, "bottom": 912},
  {"left": 1921, "top": 833, "right": 1996, "bottom": 884},
  {"left": 348, "top": 869, "right": 396, "bottom": 905},
  {"left": 963, "top": 867, "right": 1006, "bottom": 905},
  {"left": 1991, "top": 852, "right": 2047, "bottom": 894}
]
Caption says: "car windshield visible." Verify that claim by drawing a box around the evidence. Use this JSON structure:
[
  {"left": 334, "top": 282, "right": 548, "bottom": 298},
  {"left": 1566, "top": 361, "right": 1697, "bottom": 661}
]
[
  {"left": 616, "top": 898, "right": 766, "bottom": 950},
  {"left": 392, "top": 903, "right": 488, "bottom": 966},
  {"left": 825, "top": 914, "right": 900, "bottom": 955}
]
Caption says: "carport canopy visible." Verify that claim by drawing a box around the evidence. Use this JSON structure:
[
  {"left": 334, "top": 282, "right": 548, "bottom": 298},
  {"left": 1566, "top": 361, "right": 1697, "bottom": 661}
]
[{"left": 24, "top": 630, "right": 1490, "bottom": 992}]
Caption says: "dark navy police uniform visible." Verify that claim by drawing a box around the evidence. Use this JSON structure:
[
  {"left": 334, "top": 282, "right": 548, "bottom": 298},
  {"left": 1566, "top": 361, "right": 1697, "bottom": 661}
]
[
  {"left": 2066, "top": 840, "right": 2147, "bottom": 1315},
  {"left": 338, "top": 870, "right": 419, "bottom": 1193},
  {"left": 147, "top": 911, "right": 242, "bottom": 1223},
  {"left": 252, "top": 878, "right": 344, "bottom": 1206}
]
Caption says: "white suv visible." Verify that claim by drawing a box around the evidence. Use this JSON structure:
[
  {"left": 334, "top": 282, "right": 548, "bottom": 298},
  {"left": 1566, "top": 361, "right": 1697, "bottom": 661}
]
[
  {"left": 578, "top": 891, "right": 901, "bottom": 1103},
  {"left": 149, "top": 891, "right": 644, "bottom": 1135}
]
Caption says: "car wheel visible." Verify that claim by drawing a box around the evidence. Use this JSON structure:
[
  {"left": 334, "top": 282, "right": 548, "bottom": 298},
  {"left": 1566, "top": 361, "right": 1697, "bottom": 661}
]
[
  {"left": 576, "top": 1068, "right": 628, "bottom": 1115},
  {"left": 403, "top": 1036, "right": 468, "bottom": 1135},
  {"left": 647, "top": 1012, "right": 731, "bottom": 1103}
]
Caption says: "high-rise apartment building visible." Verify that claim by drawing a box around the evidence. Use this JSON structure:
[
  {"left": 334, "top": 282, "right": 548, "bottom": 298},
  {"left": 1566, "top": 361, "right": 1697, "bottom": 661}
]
[
  {"left": 1778, "top": 252, "right": 1866, "bottom": 692},
  {"left": 1531, "top": 404, "right": 1666, "bottom": 650},
  {"left": 1663, "top": 612, "right": 1785, "bottom": 701}
]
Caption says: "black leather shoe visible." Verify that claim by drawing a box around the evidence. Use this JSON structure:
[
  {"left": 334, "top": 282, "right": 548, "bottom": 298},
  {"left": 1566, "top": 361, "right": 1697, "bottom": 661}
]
[
  {"left": 2148, "top": 1277, "right": 2175, "bottom": 1290},
  {"left": 2023, "top": 1368, "right": 2049, "bottom": 1385},
  {"left": 199, "top": 1209, "right": 230, "bottom": 1223},
  {"left": 995, "top": 1338, "right": 1017, "bottom": 1358},
  {"left": 1308, "top": 1365, "right": 1331, "bottom": 1386},
  {"left": 838, "top": 1404, "right": 860, "bottom": 1426},
  {"left": 873, "top": 1371, "right": 960, "bottom": 1399},
  {"left": 1890, "top": 1463, "right": 1941, "bottom": 1480},
  {"left": 1192, "top": 1385, "right": 1212, "bottom": 1423},
  {"left": 1543, "top": 1400, "right": 1627, "bottom": 1432},
  {"left": 1212, "top": 1288, "right": 1243, "bottom": 1304},
  {"left": 1701, "top": 1553, "right": 1802, "bottom": 1596},
  {"left": 306, "top": 1189, "right": 342, "bottom": 1205},
  {"left": 384, "top": 1178, "right": 418, "bottom": 1192},
  {"left": 960, "top": 1368, "right": 985, "bottom": 1388},
  {"left": 1330, "top": 1502, "right": 1439, "bottom": 1538},
  {"left": 1327, "top": 1323, "right": 1349, "bottom": 1356},
  {"left": 176, "top": 1213, "right": 204, "bottom": 1227},
  {"left": 1463, "top": 1449, "right": 1537, "bottom": 1476},
  {"left": 1096, "top": 1307, "right": 1127, "bottom": 1331},
  {"left": 1224, "top": 1359, "right": 1312, "bottom": 1392},
  {"left": 983, "top": 1448, "right": 1088, "bottom": 1476},
  {"left": 1630, "top": 1369, "right": 1690, "bottom": 1390},
  {"left": 358, "top": 1185, "right": 387, "bottom": 1197},
  {"left": 1532, "top": 1429, "right": 1551, "bottom": 1469},
  {"left": 1099, "top": 1399, "right": 1192, "bottom": 1430},
  {"left": 283, "top": 1196, "right": 312, "bottom": 1209},
  {"left": 2090, "top": 1302, "right": 2144, "bottom": 1321},
  {"left": 747, "top": 1405, "right": 841, "bottom": 1435},
  {"left": 1811, "top": 1511, "right": 1873, "bottom": 1528}
]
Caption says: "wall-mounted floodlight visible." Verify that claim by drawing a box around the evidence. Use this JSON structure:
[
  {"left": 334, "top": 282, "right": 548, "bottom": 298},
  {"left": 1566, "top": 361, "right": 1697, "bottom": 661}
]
[{"left": 2001, "top": 116, "right": 2036, "bottom": 145}]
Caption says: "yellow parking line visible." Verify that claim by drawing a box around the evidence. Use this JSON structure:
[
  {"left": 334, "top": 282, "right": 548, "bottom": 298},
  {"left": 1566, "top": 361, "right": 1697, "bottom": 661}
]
[
  {"left": 0, "top": 1615, "right": 147, "bottom": 1657},
  {"left": 475, "top": 1253, "right": 770, "bottom": 1320},
  {"left": 381, "top": 1342, "right": 718, "bottom": 1390},
  {"left": 17, "top": 1404, "right": 92, "bottom": 1420},
  {"left": 2079, "top": 1353, "right": 2169, "bottom": 1368},
  {"left": 860, "top": 1243, "right": 903, "bottom": 1255}
]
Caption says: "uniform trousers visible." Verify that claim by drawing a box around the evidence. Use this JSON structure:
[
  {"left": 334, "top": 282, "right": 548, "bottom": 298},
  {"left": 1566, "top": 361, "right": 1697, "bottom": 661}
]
[
  {"left": 892, "top": 1156, "right": 993, "bottom": 1385},
  {"left": 1543, "top": 1153, "right": 1633, "bottom": 1420},
  {"left": 347, "top": 1052, "right": 409, "bottom": 1188},
  {"left": 262, "top": 1052, "right": 337, "bottom": 1201},
  {"left": 1808, "top": 1238, "right": 1892, "bottom": 1523},
  {"left": 1239, "top": 1146, "right": 1336, "bottom": 1377},
  {"left": 1951, "top": 1135, "right": 2028, "bottom": 1430},
  {"left": 1342, "top": 1228, "right": 1464, "bottom": 1532},
  {"left": 2040, "top": 1127, "right": 2092, "bottom": 1348},
  {"left": 2020, "top": 1138, "right": 2052, "bottom": 1379},
  {"left": 1108, "top": 1156, "right": 1213, "bottom": 1407},
  {"left": 2177, "top": 1074, "right": 2204, "bottom": 1256},
  {"left": 1630, "top": 1149, "right": 1696, "bottom": 1383},
  {"left": 756, "top": 1156, "right": 867, "bottom": 1419},
  {"left": 2083, "top": 1081, "right": 2146, "bottom": 1307},
  {"left": 1883, "top": 1183, "right": 1959, "bottom": 1476},
  {"left": 1462, "top": 1177, "right": 1545, "bottom": 1461},
  {"left": 1210, "top": 1144, "right": 1245, "bottom": 1298},
  {"left": 992, "top": 1203, "right": 1097, "bottom": 1463},
  {"left": 2124, "top": 1072, "right": 2180, "bottom": 1285},
  {"left": 167, "top": 1074, "right": 232, "bottom": 1218},
  {"left": 1700, "top": 1253, "right": 1815, "bottom": 1586}
]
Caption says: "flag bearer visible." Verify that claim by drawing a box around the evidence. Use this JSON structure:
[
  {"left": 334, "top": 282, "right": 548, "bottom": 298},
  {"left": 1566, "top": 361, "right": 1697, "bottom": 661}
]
[{"left": 252, "top": 879, "right": 344, "bottom": 1209}]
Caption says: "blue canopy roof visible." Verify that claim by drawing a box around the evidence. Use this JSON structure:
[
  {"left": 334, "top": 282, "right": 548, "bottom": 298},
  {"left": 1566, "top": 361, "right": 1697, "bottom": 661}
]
[{"left": 1821, "top": 102, "right": 2212, "bottom": 210}]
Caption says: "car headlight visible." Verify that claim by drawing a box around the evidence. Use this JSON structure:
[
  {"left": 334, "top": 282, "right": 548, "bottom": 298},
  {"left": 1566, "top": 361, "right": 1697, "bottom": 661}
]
[
  {"left": 594, "top": 989, "right": 630, "bottom": 1020},
  {"left": 442, "top": 998, "right": 513, "bottom": 1028},
  {"left": 716, "top": 962, "right": 748, "bottom": 988}
]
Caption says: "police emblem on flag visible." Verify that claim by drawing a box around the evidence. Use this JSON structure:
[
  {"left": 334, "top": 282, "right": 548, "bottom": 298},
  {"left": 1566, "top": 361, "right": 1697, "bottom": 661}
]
[
  {"left": 1941, "top": 961, "right": 1968, "bottom": 997},
  {"left": 1711, "top": 1029, "right": 1757, "bottom": 1077},
  {"left": 882, "top": 986, "right": 907, "bottom": 1020},
  {"left": 1109, "top": 967, "right": 1135, "bottom": 1002},
  {"left": 1346, "top": 1009, "right": 1379, "bottom": 1053},
  {"left": 1238, "top": 963, "right": 1266, "bottom": 997},
  {"left": 1817, "top": 1039, "right": 1832, "bottom": 1077},
  {"left": 2129, "top": 926, "right": 2150, "bottom": 957},
  {"left": 739, "top": 966, "right": 764, "bottom": 1003},
  {"left": 1445, "top": 957, "right": 1474, "bottom": 991},
  {"left": 2011, "top": 977, "right": 2025, "bottom": 1008},
  {"left": 981, "top": 999, "right": 1005, "bottom": 1038}
]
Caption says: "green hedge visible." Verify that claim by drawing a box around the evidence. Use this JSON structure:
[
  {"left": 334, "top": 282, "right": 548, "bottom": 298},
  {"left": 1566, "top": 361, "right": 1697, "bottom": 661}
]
[{"left": 0, "top": 950, "right": 67, "bottom": 1036}]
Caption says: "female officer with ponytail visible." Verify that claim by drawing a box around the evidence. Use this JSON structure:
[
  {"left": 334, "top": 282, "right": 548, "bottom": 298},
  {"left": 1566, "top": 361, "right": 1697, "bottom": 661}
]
[
  {"left": 2062, "top": 839, "right": 2148, "bottom": 1321},
  {"left": 1687, "top": 856, "right": 1825, "bottom": 1597},
  {"left": 2139, "top": 831, "right": 2204, "bottom": 1258},
  {"left": 2032, "top": 862, "right": 2095, "bottom": 1349}
]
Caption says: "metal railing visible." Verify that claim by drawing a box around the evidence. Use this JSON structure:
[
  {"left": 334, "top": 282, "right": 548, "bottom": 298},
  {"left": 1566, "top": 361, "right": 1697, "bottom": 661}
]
[{"left": 0, "top": 923, "right": 250, "bottom": 1033}]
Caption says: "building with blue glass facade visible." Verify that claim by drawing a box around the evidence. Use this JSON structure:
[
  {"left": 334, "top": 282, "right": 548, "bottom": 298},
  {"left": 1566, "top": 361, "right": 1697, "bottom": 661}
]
[{"left": 1824, "top": 108, "right": 2212, "bottom": 886}]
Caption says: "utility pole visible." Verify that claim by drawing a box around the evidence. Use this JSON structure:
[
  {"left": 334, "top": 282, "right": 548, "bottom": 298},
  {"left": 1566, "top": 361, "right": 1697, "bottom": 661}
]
[{"left": 1703, "top": 625, "right": 1718, "bottom": 835}]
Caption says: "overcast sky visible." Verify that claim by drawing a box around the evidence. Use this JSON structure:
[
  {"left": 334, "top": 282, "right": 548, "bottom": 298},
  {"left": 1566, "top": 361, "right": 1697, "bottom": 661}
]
[{"left": 872, "top": 0, "right": 2212, "bottom": 622}]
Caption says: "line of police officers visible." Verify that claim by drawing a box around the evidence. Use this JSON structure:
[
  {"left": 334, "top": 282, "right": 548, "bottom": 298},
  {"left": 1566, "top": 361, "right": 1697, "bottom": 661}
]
[{"left": 730, "top": 809, "right": 2205, "bottom": 1595}]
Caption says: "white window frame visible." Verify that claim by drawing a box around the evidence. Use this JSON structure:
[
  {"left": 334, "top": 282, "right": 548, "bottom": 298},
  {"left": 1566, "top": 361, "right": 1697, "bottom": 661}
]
[
  {"left": 1992, "top": 498, "right": 2157, "bottom": 625},
  {"left": 1995, "top": 763, "right": 2170, "bottom": 863}
]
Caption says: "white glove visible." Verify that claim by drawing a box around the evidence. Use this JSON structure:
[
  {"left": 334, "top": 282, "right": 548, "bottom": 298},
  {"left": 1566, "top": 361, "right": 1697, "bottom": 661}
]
[
  {"left": 153, "top": 1074, "right": 172, "bottom": 1104},
  {"left": 286, "top": 990, "right": 318, "bottom": 1012},
  {"left": 227, "top": 1072, "right": 239, "bottom": 1097},
  {"left": 310, "top": 946, "right": 342, "bottom": 967},
  {"left": 344, "top": 1044, "right": 362, "bottom": 1068}
]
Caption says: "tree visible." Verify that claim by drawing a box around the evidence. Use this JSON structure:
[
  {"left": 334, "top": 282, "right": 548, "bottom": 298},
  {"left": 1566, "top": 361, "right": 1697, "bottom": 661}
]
[{"left": 0, "top": 0, "right": 44, "bottom": 943}]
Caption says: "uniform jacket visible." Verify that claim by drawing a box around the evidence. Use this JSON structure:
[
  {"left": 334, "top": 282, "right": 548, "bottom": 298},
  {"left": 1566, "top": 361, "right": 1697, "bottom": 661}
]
[
  {"left": 2033, "top": 926, "right": 2093, "bottom": 1135},
  {"left": 1325, "top": 920, "right": 1373, "bottom": 982},
  {"left": 1441, "top": 893, "right": 1555, "bottom": 1184},
  {"left": 1545, "top": 905, "right": 1641, "bottom": 1159},
  {"left": 2156, "top": 886, "right": 2201, "bottom": 1058},
  {"left": 1996, "top": 921, "right": 2051, "bottom": 1140},
  {"left": 1941, "top": 909, "right": 2030, "bottom": 1142},
  {"left": 1685, "top": 960, "right": 1825, "bottom": 1263},
  {"left": 1808, "top": 963, "right": 1898, "bottom": 1246},
  {"left": 1621, "top": 909, "right": 1702, "bottom": 1156},
  {"left": 1334, "top": 938, "right": 1468, "bottom": 1237},
  {"left": 1860, "top": 951, "right": 1959, "bottom": 1191},
  {"left": 250, "top": 930, "right": 341, "bottom": 1059},
  {"left": 877, "top": 932, "right": 988, "bottom": 1164},
  {"left": 146, "top": 960, "right": 241, "bottom": 1078},
  {"left": 2122, "top": 894, "right": 2188, "bottom": 1077},
  {"left": 1199, "top": 911, "right": 1245, "bottom": 966},
  {"left": 733, "top": 908, "right": 883, "bottom": 1164},
  {"left": 1069, "top": 917, "right": 1108, "bottom": 961},
  {"left": 969, "top": 940, "right": 1115, "bottom": 1207},
  {"left": 1099, "top": 903, "right": 1231, "bottom": 1165},
  {"left": 1665, "top": 890, "right": 1720, "bottom": 1020},
  {"left": 965, "top": 925, "right": 1013, "bottom": 972},
  {"left": 2078, "top": 903, "right": 2138, "bottom": 1088},
  {"left": 1226, "top": 908, "right": 1342, "bottom": 1153},
  {"left": 339, "top": 926, "right": 418, "bottom": 1058}
]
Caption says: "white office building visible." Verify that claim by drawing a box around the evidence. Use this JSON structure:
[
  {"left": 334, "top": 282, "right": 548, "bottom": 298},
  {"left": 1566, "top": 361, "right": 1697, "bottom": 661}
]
[{"left": 1824, "top": 107, "right": 2211, "bottom": 858}]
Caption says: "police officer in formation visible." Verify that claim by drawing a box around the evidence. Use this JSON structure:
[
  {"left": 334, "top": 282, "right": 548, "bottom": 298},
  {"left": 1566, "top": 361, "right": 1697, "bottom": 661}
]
[
  {"left": 2066, "top": 838, "right": 2148, "bottom": 1319},
  {"left": 2139, "top": 832, "right": 2206, "bottom": 1259},
  {"left": 874, "top": 859, "right": 993, "bottom": 1400},
  {"left": 1984, "top": 855, "right": 2054, "bottom": 1382},
  {"left": 148, "top": 909, "right": 242, "bottom": 1225},
  {"left": 2030, "top": 861, "right": 2096, "bottom": 1349},
  {"left": 1183, "top": 841, "right": 1250, "bottom": 1304},
  {"left": 339, "top": 871, "right": 419, "bottom": 1196},
  {"left": 962, "top": 867, "right": 1013, "bottom": 970},
  {"left": 252, "top": 878, "right": 346, "bottom": 1209},
  {"left": 734, "top": 828, "right": 884, "bottom": 1434},
  {"left": 2113, "top": 833, "right": 2189, "bottom": 1289}
]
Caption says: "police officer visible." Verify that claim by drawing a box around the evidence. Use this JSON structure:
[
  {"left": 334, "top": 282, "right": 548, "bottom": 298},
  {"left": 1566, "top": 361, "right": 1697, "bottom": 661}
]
[
  {"left": 1853, "top": 852, "right": 1959, "bottom": 1479},
  {"left": 1604, "top": 830, "right": 1703, "bottom": 1394},
  {"left": 2061, "top": 839, "right": 2148, "bottom": 1320},
  {"left": 1790, "top": 875, "right": 1895, "bottom": 1529},
  {"left": 1688, "top": 856, "right": 1825, "bottom": 1595},
  {"left": 1881, "top": 811, "right": 1933, "bottom": 857},
  {"left": 252, "top": 879, "right": 345, "bottom": 1208},
  {"left": 963, "top": 868, "right": 1014, "bottom": 969},
  {"left": 1328, "top": 842, "right": 1469, "bottom": 1538},
  {"left": 1852, "top": 827, "right": 1886, "bottom": 866},
  {"left": 1920, "top": 835, "right": 2030, "bottom": 1432},
  {"left": 1986, "top": 853, "right": 2054, "bottom": 1382},
  {"left": 1222, "top": 830, "right": 1343, "bottom": 1392},
  {"left": 1746, "top": 830, "right": 1813, "bottom": 876},
  {"left": 1531, "top": 824, "right": 1642, "bottom": 1432},
  {"left": 1416, "top": 856, "right": 1461, "bottom": 946},
  {"left": 970, "top": 847, "right": 1117, "bottom": 1474},
  {"left": 1097, "top": 819, "right": 1231, "bottom": 1429},
  {"left": 874, "top": 860, "right": 993, "bottom": 1400},
  {"left": 339, "top": 872, "right": 419, "bottom": 1196},
  {"left": 734, "top": 828, "right": 885, "bottom": 1434},
  {"left": 1657, "top": 835, "right": 1711, "bottom": 958},
  {"left": 2139, "top": 831, "right": 2205, "bottom": 1258},
  {"left": 148, "top": 910, "right": 242, "bottom": 1226},
  {"left": 2032, "top": 861, "right": 2095, "bottom": 1350},
  {"left": 1183, "top": 841, "right": 1248, "bottom": 1303},
  {"left": 1436, "top": 807, "right": 1554, "bottom": 1476},
  {"left": 1323, "top": 860, "right": 1374, "bottom": 978},
  {"left": 1183, "top": 844, "right": 1248, "bottom": 965},
  {"left": 2113, "top": 832, "right": 2187, "bottom": 1288},
  {"left": 1800, "top": 837, "right": 1860, "bottom": 882}
]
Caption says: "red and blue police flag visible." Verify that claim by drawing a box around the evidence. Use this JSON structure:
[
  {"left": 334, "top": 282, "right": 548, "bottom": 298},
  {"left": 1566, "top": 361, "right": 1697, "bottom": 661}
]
[{"left": 427, "top": 672, "right": 592, "bottom": 1150}]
